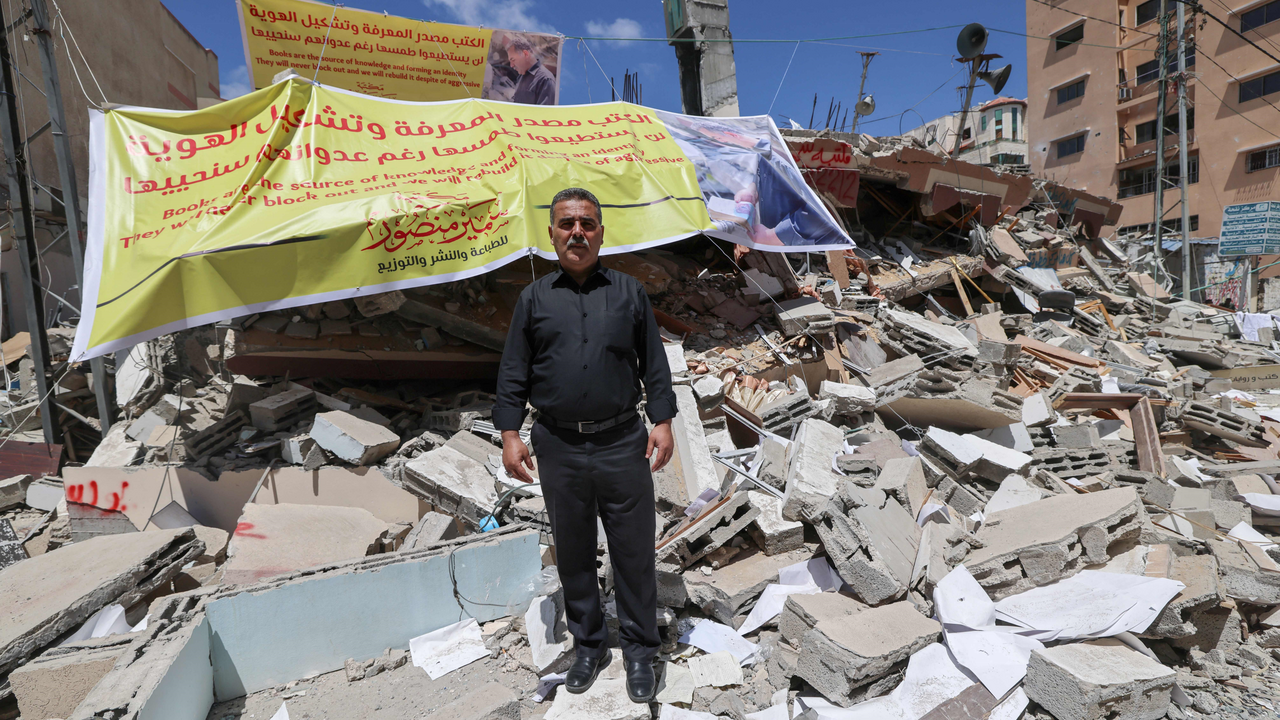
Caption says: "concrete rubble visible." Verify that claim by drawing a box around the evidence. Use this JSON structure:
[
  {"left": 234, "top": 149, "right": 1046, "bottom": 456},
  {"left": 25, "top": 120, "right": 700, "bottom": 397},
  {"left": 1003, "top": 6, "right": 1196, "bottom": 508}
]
[{"left": 6, "top": 127, "right": 1280, "bottom": 720}]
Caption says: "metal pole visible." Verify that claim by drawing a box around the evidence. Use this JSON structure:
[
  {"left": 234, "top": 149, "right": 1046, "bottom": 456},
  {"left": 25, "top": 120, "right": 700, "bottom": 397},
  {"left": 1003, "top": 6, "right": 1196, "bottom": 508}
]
[
  {"left": 1176, "top": 1, "right": 1192, "bottom": 300},
  {"left": 29, "top": 0, "right": 111, "bottom": 431},
  {"left": 951, "top": 59, "right": 979, "bottom": 157},
  {"left": 850, "top": 51, "right": 877, "bottom": 135},
  {"left": 1151, "top": 0, "right": 1168, "bottom": 295},
  {"left": 0, "top": 2, "right": 57, "bottom": 443}
]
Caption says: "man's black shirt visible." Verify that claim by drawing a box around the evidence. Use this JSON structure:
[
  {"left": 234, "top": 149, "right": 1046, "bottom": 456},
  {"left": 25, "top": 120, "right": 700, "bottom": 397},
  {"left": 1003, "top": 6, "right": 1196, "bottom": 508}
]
[
  {"left": 512, "top": 59, "right": 557, "bottom": 105},
  {"left": 493, "top": 264, "right": 677, "bottom": 431}
]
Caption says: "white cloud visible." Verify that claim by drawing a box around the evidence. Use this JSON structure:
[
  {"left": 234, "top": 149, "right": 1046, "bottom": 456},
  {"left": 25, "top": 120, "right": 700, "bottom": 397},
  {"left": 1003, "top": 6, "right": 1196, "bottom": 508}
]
[
  {"left": 584, "top": 18, "right": 644, "bottom": 46},
  {"left": 421, "top": 0, "right": 555, "bottom": 34},
  {"left": 221, "top": 65, "right": 252, "bottom": 99}
]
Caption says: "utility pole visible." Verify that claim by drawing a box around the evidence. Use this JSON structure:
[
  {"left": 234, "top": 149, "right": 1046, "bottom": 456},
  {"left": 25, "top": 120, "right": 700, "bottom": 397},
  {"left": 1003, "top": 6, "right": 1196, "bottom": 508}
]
[
  {"left": 0, "top": 2, "right": 58, "bottom": 443},
  {"left": 952, "top": 58, "right": 980, "bottom": 157},
  {"left": 850, "top": 51, "right": 877, "bottom": 135},
  {"left": 1176, "top": 0, "right": 1192, "bottom": 300},
  {"left": 1151, "top": 0, "right": 1169, "bottom": 292},
  {"left": 30, "top": 0, "right": 112, "bottom": 431}
]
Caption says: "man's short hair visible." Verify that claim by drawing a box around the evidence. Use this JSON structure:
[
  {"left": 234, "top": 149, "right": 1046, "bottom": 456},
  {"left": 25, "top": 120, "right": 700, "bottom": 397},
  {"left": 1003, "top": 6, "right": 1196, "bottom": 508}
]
[
  {"left": 508, "top": 36, "right": 535, "bottom": 55},
  {"left": 550, "top": 188, "right": 602, "bottom": 225}
]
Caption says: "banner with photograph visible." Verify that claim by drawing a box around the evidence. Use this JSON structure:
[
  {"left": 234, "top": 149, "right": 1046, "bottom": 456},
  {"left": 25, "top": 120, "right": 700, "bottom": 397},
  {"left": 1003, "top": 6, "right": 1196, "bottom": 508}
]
[
  {"left": 238, "top": 0, "right": 562, "bottom": 104},
  {"left": 71, "top": 78, "right": 852, "bottom": 361}
]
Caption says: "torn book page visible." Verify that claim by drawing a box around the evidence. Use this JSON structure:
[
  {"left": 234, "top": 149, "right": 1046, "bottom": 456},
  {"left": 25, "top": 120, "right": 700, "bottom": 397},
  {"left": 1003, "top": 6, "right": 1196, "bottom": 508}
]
[{"left": 409, "top": 617, "right": 489, "bottom": 680}]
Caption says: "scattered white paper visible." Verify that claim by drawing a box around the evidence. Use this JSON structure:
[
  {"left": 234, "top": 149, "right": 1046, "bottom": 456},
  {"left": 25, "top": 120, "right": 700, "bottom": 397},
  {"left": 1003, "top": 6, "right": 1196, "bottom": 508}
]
[
  {"left": 1229, "top": 521, "right": 1278, "bottom": 550},
  {"left": 745, "top": 704, "right": 790, "bottom": 720},
  {"left": 738, "top": 583, "right": 822, "bottom": 636},
  {"left": 790, "top": 644, "right": 984, "bottom": 720},
  {"left": 60, "top": 604, "right": 146, "bottom": 646},
  {"left": 993, "top": 571, "right": 1185, "bottom": 641},
  {"left": 533, "top": 672, "right": 567, "bottom": 702},
  {"left": 990, "top": 688, "right": 1030, "bottom": 720},
  {"left": 679, "top": 620, "right": 759, "bottom": 665},
  {"left": 409, "top": 617, "right": 489, "bottom": 679},
  {"left": 1238, "top": 492, "right": 1280, "bottom": 517},
  {"left": 933, "top": 566, "right": 1043, "bottom": 698},
  {"left": 270, "top": 701, "right": 290, "bottom": 720},
  {"left": 661, "top": 705, "right": 721, "bottom": 720},
  {"left": 983, "top": 474, "right": 1044, "bottom": 515},
  {"left": 778, "top": 558, "right": 842, "bottom": 592},
  {"left": 688, "top": 650, "right": 744, "bottom": 687}
]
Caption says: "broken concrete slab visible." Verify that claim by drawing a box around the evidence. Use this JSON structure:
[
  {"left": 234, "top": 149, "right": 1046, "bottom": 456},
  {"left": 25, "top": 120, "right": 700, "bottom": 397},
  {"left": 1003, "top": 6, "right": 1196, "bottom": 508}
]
[
  {"left": 1146, "top": 555, "right": 1224, "bottom": 639},
  {"left": 779, "top": 592, "right": 868, "bottom": 646},
  {"left": 1208, "top": 536, "right": 1280, "bottom": 605},
  {"left": 402, "top": 510, "right": 460, "bottom": 550},
  {"left": 782, "top": 418, "right": 844, "bottom": 521},
  {"left": 544, "top": 649, "right": 650, "bottom": 720},
  {"left": 747, "top": 491, "right": 804, "bottom": 556},
  {"left": 818, "top": 381, "right": 876, "bottom": 416},
  {"left": 688, "top": 650, "right": 743, "bottom": 687},
  {"left": 794, "top": 600, "right": 941, "bottom": 706},
  {"left": 310, "top": 411, "right": 401, "bottom": 465},
  {"left": 0, "top": 528, "right": 202, "bottom": 676},
  {"left": 222, "top": 503, "right": 385, "bottom": 585},
  {"left": 659, "top": 492, "right": 759, "bottom": 570},
  {"left": 249, "top": 386, "right": 317, "bottom": 432},
  {"left": 812, "top": 483, "right": 920, "bottom": 605},
  {"left": 0, "top": 473, "right": 32, "bottom": 510},
  {"left": 1024, "top": 639, "right": 1175, "bottom": 720},
  {"left": 965, "top": 487, "right": 1144, "bottom": 599},
  {"left": 10, "top": 635, "right": 132, "bottom": 720},
  {"left": 84, "top": 424, "right": 142, "bottom": 467},
  {"left": 885, "top": 370, "right": 1023, "bottom": 431},
  {"left": 525, "top": 593, "right": 572, "bottom": 674},
  {"left": 404, "top": 445, "right": 500, "bottom": 531},
  {"left": 871, "top": 456, "right": 930, "bottom": 520},
  {"left": 685, "top": 547, "right": 810, "bottom": 624}
]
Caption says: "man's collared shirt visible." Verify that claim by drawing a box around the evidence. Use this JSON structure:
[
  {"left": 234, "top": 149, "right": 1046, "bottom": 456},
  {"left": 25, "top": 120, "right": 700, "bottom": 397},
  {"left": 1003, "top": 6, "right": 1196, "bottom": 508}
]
[
  {"left": 493, "top": 264, "right": 677, "bottom": 431},
  {"left": 512, "top": 59, "right": 557, "bottom": 105}
]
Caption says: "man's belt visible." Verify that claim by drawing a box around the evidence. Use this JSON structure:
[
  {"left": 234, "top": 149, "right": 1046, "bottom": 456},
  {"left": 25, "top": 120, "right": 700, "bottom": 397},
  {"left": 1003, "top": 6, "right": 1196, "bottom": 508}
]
[{"left": 537, "top": 408, "right": 638, "bottom": 434}]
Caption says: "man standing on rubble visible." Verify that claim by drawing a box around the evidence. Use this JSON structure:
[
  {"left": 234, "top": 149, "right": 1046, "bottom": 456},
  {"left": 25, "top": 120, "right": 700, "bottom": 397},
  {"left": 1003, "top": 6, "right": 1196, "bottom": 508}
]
[{"left": 495, "top": 187, "right": 676, "bottom": 703}]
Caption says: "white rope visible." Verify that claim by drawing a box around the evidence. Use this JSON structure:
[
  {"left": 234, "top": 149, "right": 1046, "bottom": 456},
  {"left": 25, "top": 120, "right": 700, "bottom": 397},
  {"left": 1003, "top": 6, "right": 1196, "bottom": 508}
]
[
  {"left": 580, "top": 39, "right": 618, "bottom": 100},
  {"left": 767, "top": 42, "right": 800, "bottom": 117},
  {"left": 48, "top": 0, "right": 106, "bottom": 106},
  {"left": 311, "top": 2, "right": 341, "bottom": 82}
]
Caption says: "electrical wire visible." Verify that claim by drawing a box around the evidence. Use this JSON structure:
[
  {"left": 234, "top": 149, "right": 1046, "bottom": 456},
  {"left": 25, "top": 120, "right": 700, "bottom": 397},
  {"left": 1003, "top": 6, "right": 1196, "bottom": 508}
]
[
  {"left": 766, "top": 42, "right": 801, "bottom": 118},
  {"left": 561, "top": 25, "right": 966, "bottom": 45},
  {"left": 1029, "top": 0, "right": 1159, "bottom": 38},
  {"left": 47, "top": 0, "right": 106, "bottom": 107},
  {"left": 1195, "top": 48, "right": 1280, "bottom": 131}
]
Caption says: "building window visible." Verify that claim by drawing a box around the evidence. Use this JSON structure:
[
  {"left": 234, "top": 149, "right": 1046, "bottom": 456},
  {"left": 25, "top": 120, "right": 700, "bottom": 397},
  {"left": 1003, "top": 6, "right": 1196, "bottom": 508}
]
[
  {"left": 1117, "top": 216, "right": 1200, "bottom": 236},
  {"left": 1055, "top": 24, "right": 1084, "bottom": 51},
  {"left": 1057, "top": 134, "right": 1086, "bottom": 157},
  {"left": 995, "top": 108, "right": 1004, "bottom": 139},
  {"left": 1117, "top": 157, "right": 1199, "bottom": 198},
  {"left": 1136, "top": 59, "right": 1160, "bottom": 84},
  {"left": 981, "top": 114, "right": 987, "bottom": 131},
  {"left": 1136, "top": 0, "right": 1159, "bottom": 26},
  {"left": 1010, "top": 106, "right": 1018, "bottom": 138},
  {"left": 992, "top": 153, "right": 1025, "bottom": 165},
  {"left": 1057, "top": 79, "right": 1086, "bottom": 104},
  {"left": 1240, "top": 69, "right": 1280, "bottom": 102},
  {"left": 1242, "top": 0, "right": 1280, "bottom": 32},
  {"left": 1134, "top": 109, "right": 1194, "bottom": 144},
  {"left": 963, "top": 127, "right": 972, "bottom": 141},
  {"left": 1248, "top": 146, "right": 1280, "bottom": 172}
]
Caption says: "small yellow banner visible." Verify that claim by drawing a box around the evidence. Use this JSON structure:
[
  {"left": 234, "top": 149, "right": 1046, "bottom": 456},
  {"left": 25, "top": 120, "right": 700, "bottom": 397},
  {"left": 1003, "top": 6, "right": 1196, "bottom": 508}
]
[
  {"left": 72, "top": 79, "right": 712, "bottom": 360},
  {"left": 238, "top": 0, "right": 561, "bottom": 103}
]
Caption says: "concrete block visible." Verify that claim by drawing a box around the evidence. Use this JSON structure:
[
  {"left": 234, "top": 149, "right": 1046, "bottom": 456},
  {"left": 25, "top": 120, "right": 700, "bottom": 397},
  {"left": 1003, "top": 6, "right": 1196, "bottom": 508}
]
[
  {"left": 746, "top": 491, "right": 804, "bottom": 555},
  {"left": 782, "top": 418, "right": 844, "bottom": 521},
  {"left": 811, "top": 484, "right": 920, "bottom": 605},
  {"left": 0, "top": 474, "right": 32, "bottom": 511},
  {"left": 972, "top": 422, "right": 1035, "bottom": 452},
  {"left": 280, "top": 434, "right": 317, "bottom": 465},
  {"left": 756, "top": 436, "right": 789, "bottom": 491},
  {"left": 919, "top": 427, "right": 981, "bottom": 478},
  {"left": 403, "top": 510, "right": 459, "bottom": 550},
  {"left": 310, "top": 411, "right": 401, "bottom": 465},
  {"left": 1181, "top": 401, "right": 1268, "bottom": 448},
  {"left": 222, "top": 503, "right": 385, "bottom": 585},
  {"left": 10, "top": 637, "right": 130, "bottom": 720},
  {"left": 124, "top": 408, "right": 168, "bottom": 442},
  {"left": 84, "top": 424, "right": 142, "bottom": 467},
  {"left": 863, "top": 354, "right": 924, "bottom": 407},
  {"left": 1022, "top": 391, "right": 1057, "bottom": 427},
  {"left": 1052, "top": 423, "right": 1101, "bottom": 449},
  {"left": 1212, "top": 473, "right": 1271, "bottom": 501},
  {"left": 778, "top": 591, "right": 867, "bottom": 646},
  {"left": 966, "top": 487, "right": 1143, "bottom": 599},
  {"left": 685, "top": 547, "right": 809, "bottom": 624},
  {"left": 776, "top": 296, "right": 835, "bottom": 336},
  {"left": 872, "top": 456, "right": 929, "bottom": 520},
  {"left": 885, "top": 370, "right": 1023, "bottom": 431},
  {"left": 794, "top": 601, "right": 941, "bottom": 707},
  {"left": 692, "top": 375, "right": 726, "bottom": 409},
  {"left": 984, "top": 474, "right": 1047, "bottom": 514},
  {"left": 404, "top": 446, "right": 500, "bottom": 531},
  {"left": 1024, "top": 639, "right": 1175, "bottom": 720},
  {"left": 818, "top": 381, "right": 876, "bottom": 416},
  {"left": 658, "top": 492, "right": 758, "bottom": 569},
  {"left": 184, "top": 408, "right": 249, "bottom": 458},
  {"left": 1148, "top": 555, "right": 1224, "bottom": 639},
  {"left": 1209, "top": 536, "right": 1280, "bottom": 604},
  {"left": 1030, "top": 447, "right": 1112, "bottom": 479},
  {"left": 249, "top": 386, "right": 317, "bottom": 432}
]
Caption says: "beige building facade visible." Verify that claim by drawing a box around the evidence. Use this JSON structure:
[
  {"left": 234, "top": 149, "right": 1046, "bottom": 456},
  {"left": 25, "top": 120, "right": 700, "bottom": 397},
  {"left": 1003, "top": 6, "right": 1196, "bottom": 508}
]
[
  {"left": 1026, "top": 0, "right": 1280, "bottom": 241},
  {"left": 904, "top": 97, "right": 1030, "bottom": 169}
]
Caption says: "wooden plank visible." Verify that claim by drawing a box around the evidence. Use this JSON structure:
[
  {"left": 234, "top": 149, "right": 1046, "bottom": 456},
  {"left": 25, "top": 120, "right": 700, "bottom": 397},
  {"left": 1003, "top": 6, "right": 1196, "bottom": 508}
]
[
  {"left": 827, "top": 250, "right": 851, "bottom": 289},
  {"left": 1013, "top": 334, "right": 1104, "bottom": 369},
  {"left": 950, "top": 269, "right": 974, "bottom": 316},
  {"left": 1132, "top": 396, "right": 1167, "bottom": 477},
  {"left": 1053, "top": 392, "right": 1144, "bottom": 410}
]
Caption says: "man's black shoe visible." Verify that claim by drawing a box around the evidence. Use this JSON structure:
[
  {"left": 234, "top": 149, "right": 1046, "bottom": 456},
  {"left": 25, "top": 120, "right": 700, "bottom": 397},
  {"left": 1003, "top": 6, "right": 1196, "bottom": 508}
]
[
  {"left": 565, "top": 652, "right": 611, "bottom": 694},
  {"left": 625, "top": 658, "right": 656, "bottom": 703}
]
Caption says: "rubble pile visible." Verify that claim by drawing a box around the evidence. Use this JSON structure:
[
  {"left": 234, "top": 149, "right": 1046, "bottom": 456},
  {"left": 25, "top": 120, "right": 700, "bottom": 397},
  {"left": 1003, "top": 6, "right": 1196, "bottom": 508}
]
[{"left": 5, "top": 186, "right": 1280, "bottom": 719}]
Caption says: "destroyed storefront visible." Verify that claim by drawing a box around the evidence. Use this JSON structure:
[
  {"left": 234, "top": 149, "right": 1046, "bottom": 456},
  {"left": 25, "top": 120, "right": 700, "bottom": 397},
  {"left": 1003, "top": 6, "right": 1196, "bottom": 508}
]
[{"left": 4, "top": 126, "right": 1280, "bottom": 720}]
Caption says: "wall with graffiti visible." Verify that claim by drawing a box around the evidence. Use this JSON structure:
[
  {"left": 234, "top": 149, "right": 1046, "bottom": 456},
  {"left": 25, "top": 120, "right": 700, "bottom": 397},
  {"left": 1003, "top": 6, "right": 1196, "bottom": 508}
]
[{"left": 1200, "top": 246, "right": 1251, "bottom": 310}]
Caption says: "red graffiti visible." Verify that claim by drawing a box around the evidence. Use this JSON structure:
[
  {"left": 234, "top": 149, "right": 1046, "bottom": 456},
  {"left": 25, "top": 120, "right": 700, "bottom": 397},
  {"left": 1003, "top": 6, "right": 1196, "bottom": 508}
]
[
  {"left": 67, "top": 484, "right": 83, "bottom": 502},
  {"left": 804, "top": 168, "right": 860, "bottom": 207},
  {"left": 64, "top": 480, "right": 127, "bottom": 512},
  {"left": 108, "top": 481, "right": 129, "bottom": 512},
  {"left": 235, "top": 522, "right": 267, "bottom": 539}
]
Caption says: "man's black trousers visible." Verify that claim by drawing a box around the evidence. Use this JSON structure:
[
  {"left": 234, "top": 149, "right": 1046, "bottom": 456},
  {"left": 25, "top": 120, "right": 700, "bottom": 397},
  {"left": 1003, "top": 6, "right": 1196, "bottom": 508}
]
[{"left": 530, "top": 415, "right": 659, "bottom": 663}]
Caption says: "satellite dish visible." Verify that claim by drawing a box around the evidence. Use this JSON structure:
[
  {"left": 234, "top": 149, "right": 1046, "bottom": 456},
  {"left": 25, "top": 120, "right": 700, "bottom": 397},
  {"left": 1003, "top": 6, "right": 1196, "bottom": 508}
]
[
  {"left": 855, "top": 95, "right": 875, "bottom": 116},
  {"left": 978, "top": 64, "right": 1012, "bottom": 94},
  {"left": 957, "top": 23, "right": 988, "bottom": 59}
]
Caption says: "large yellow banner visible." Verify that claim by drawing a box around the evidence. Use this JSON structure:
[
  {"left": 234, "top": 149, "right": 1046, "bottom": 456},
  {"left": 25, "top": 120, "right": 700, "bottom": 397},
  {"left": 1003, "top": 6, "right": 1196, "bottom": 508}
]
[
  {"left": 238, "top": 0, "right": 562, "bottom": 103},
  {"left": 71, "top": 78, "right": 712, "bottom": 361}
]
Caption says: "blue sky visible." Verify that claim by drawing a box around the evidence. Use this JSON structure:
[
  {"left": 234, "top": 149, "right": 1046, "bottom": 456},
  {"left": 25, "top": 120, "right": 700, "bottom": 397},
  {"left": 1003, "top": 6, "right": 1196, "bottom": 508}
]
[{"left": 168, "top": 0, "right": 1028, "bottom": 134}]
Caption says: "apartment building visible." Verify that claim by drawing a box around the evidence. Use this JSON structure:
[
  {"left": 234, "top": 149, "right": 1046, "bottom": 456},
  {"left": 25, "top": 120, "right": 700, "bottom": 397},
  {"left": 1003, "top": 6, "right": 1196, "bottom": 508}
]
[
  {"left": 1026, "top": 0, "right": 1280, "bottom": 241},
  {"left": 903, "top": 97, "right": 1030, "bottom": 169}
]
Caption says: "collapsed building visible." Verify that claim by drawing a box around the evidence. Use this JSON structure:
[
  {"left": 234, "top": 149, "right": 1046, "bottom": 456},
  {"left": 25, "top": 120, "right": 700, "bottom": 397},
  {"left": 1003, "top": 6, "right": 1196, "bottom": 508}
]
[{"left": 3, "top": 127, "right": 1280, "bottom": 720}]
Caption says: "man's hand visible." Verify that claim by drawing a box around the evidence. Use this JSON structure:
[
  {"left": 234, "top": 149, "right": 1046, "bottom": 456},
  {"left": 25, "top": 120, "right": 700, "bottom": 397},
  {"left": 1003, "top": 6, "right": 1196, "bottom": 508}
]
[
  {"left": 502, "top": 430, "right": 536, "bottom": 483},
  {"left": 646, "top": 420, "right": 674, "bottom": 473}
]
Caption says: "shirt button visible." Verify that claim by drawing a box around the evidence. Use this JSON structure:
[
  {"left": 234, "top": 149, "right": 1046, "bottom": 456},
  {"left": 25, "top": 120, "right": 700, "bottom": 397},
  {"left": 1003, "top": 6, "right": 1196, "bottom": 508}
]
[
  {"left": 583, "top": 338, "right": 588, "bottom": 344},
  {"left": 582, "top": 364, "right": 587, "bottom": 369},
  {"left": 582, "top": 312, "right": 587, "bottom": 317}
]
